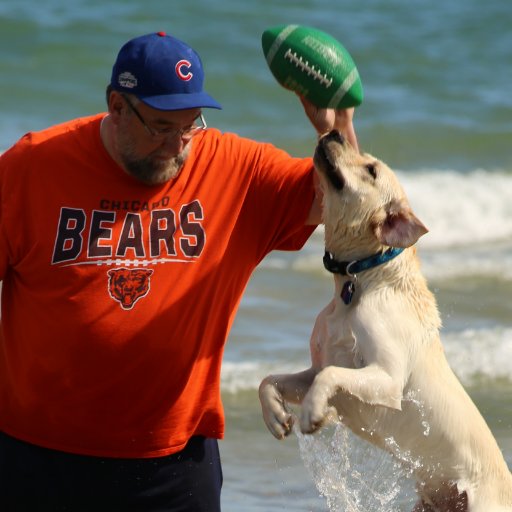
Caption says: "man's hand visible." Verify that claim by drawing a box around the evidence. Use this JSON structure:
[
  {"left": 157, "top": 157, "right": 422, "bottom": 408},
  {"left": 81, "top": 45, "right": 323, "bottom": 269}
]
[{"left": 299, "top": 96, "right": 359, "bottom": 152}]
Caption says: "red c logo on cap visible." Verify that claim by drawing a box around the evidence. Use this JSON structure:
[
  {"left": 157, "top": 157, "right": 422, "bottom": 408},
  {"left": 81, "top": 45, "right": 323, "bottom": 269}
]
[{"left": 175, "top": 60, "right": 193, "bottom": 81}]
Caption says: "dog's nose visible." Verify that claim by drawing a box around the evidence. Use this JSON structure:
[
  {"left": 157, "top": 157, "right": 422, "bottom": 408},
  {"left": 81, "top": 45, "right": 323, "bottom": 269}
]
[{"left": 324, "top": 129, "right": 345, "bottom": 145}]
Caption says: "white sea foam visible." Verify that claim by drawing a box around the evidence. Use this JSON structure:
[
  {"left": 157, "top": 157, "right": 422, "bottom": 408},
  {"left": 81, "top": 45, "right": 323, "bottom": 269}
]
[
  {"left": 443, "top": 326, "right": 512, "bottom": 384},
  {"left": 221, "top": 360, "right": 305, "bottom": 394},
  {"left": 399, "top": 169, "right": 512, "bottom": 248},
  {"left": 221, "top": 326, "right": 512, "bottom": 393}
]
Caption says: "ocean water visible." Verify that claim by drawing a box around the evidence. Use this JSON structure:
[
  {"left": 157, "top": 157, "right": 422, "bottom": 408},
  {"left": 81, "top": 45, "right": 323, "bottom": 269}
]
[{"left": 1, "top": 1, "right": 511, "bottom": 510}]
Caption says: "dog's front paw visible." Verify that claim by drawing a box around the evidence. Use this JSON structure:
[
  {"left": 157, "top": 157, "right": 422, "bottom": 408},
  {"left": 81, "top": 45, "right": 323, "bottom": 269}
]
[
  {"left": 299, "top": 373, "right": 336, "bottom": 434},
  {"left": 300, "top": 393, "right": 328, "bottom": 434},
  {"left": 259, "top": 379, "right": 294, "bottom": 440}
]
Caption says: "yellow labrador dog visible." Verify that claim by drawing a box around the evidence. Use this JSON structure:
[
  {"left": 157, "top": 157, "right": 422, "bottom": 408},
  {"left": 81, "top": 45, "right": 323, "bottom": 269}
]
[{"left": 259, "top": 130, "right": 512, "bottom": 512}]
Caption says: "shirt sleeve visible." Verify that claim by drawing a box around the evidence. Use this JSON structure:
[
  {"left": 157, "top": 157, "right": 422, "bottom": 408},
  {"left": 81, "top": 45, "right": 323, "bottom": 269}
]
[
  {"left": 236, "top": 136, "right": 318, "bottom": 257},
  {"left": 0, "top": 137, "right": 31, "bottom": 281}
]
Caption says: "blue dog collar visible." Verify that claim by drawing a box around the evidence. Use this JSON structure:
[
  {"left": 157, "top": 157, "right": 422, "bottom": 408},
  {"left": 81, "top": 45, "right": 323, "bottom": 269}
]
[
  {"left": 323, "top": 247, "right": 404, "bottom": 277},
  {"left": 323, "top": 247, "right": 405, "bottom": 305}
]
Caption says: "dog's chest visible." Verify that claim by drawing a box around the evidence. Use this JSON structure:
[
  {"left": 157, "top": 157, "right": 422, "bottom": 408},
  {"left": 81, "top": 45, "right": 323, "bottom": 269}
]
[{"left": 317, "top": 305, "right": 364, "bottom": 369}]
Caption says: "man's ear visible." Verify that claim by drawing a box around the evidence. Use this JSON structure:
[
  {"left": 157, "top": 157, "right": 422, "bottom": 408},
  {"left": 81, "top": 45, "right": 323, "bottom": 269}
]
[
  {"left": 373, "top": 200, "right": 428, "bottom": 248},
  {"left": 108, "top": 91, "right": 125, "bottom": 122}
]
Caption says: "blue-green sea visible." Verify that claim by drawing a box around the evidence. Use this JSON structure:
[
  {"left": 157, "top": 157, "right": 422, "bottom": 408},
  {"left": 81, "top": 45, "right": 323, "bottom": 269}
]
[{"left": 1, "top": 1, "right": 511, "bottom": 510}]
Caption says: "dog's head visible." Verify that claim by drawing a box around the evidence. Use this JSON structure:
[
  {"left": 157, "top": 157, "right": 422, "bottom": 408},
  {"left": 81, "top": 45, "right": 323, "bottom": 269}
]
[{"left": 314, "top": 130, "right": 428, "bottom": 256}]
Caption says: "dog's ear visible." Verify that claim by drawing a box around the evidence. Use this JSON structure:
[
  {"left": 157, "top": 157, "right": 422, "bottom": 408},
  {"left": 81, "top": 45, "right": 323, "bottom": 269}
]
[{"left": 373, "top": 200, "right": 428, "bottom": 248}]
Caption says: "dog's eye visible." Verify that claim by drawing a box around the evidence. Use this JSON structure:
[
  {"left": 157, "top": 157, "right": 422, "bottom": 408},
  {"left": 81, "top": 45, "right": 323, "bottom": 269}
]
[{"left": 366, "top": 164, "right": 377, "bottom": 179}]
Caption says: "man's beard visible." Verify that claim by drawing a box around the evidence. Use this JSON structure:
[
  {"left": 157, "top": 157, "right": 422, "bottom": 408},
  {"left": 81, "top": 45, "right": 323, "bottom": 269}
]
[{"left": 119, "top": 143, "right": 191, "bottom": 186}]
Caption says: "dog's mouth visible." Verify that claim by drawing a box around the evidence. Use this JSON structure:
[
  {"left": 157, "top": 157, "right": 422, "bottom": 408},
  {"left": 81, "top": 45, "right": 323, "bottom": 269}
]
[{"left": 314, "top": 130, "right": 345, "bottom": 190}]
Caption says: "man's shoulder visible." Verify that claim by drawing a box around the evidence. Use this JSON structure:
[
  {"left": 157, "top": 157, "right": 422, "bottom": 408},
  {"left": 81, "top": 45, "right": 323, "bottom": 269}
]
[
  {"left": 196, "top": 127, "right": 292, "bottom": 164},
  {"left": 27, "top": 113, "right": 105, "bottom": 146},
  {"left": 0, "top": 113, "right": 105, "bottom": 178}
]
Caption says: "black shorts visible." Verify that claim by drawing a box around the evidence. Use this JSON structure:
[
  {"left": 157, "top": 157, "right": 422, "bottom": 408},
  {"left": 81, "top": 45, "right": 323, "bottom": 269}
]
[{"left": 0, "top": 431, "right": 223, "bottom": 511}]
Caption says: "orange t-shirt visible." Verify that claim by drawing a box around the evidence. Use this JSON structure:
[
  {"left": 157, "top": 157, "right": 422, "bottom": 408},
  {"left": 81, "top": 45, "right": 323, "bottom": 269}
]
[{"left": 0, "top": 114, "right": 315, "bottom": 458}]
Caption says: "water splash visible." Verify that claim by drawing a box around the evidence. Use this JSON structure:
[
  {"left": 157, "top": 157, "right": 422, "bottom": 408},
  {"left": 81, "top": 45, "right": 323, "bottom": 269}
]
[
  {"left": 403, "top": 390, "right": 431, "bottom": 437},
  {"left": 295, "top": 423, "right": 418, "bottom": 512}
]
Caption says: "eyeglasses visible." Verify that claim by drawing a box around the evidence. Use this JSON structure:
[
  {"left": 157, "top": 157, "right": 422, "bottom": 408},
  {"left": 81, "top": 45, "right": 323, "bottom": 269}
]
[{"left": 121, "top": 94, "right": 207, "bottom": 140}]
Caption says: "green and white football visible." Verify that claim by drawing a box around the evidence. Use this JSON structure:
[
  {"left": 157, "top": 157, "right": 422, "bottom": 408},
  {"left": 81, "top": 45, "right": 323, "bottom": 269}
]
[{"left": 262, "top": 25, "right": 363, "bottom": 109}]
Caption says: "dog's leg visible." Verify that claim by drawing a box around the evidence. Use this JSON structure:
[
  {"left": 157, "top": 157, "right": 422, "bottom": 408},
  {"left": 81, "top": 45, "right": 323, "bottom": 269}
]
[
  {"left": 259, "top": 368, "right": 317, "bottom": 439},
  {"left": 259, "top": 302, "right": 336, "bottom": 439},
  {"left": 300, "top": 364, "right": 403, "bottom": 434}
]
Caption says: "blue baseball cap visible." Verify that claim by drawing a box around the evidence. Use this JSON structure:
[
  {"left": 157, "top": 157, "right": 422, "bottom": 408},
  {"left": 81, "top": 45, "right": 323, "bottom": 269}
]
[{"left": 110, "top": 31, "right": 222, "bottom": 111}]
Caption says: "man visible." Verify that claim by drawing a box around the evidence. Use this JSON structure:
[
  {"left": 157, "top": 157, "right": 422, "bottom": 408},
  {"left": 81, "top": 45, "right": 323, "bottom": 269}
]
[{"left": 0, "top": 31, "right": 358, "bottom": 510}]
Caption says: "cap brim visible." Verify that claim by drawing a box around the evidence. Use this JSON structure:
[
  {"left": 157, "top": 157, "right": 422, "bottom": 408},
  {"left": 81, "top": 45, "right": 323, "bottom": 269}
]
[{"left": 138, "top": 92, "right": 222, "bottom": 111}]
